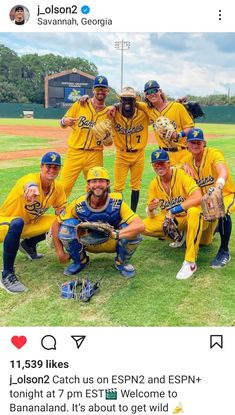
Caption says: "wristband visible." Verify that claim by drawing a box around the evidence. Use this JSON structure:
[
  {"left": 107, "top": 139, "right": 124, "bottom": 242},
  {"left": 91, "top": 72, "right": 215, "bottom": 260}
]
[
  {"left": 178, "top": 131, "right": 186, "bottom": 138},
  {"left": 170, "top": 205, "right": 184, "bottom": 215},
  {"left": 216, "top": 177, "right": 225, "bottom": 188},
  {"left": 114, "top": 230, "right": 120, "bottom": 240},
  {"left": 60, "top": 118, "right": 66, "bottom": 127},
  {"left": 27, "top": 183, "right": 38, "bottom": 188}
]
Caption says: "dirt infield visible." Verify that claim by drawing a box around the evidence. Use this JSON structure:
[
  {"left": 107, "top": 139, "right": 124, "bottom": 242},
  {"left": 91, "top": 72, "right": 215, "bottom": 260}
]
[{"left": 0, "top": 124, "right": 220, "bottom": 161}]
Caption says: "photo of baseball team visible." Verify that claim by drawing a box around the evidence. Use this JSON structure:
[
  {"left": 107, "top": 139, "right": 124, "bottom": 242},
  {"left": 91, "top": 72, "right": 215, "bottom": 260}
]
[{"left": 1, "top": 74, "right": 234, "bottom": 298}]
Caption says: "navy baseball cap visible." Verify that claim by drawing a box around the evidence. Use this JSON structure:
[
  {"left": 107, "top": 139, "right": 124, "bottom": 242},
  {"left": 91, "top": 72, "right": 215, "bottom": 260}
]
[
  {"left": 144, "top": 80, "right": 160, "bottom": 93},
  {"left": 93, "top": 75, "right": 109, "bottom": 88},
  {"left": 41, "top": 152, "right": 62, "bottom": 165},
  {"left": 187, "top": 128, "right": 205, "bottom": 142},
  {"left": 151, "top": 149, "right": 169, "bottom": 163}
]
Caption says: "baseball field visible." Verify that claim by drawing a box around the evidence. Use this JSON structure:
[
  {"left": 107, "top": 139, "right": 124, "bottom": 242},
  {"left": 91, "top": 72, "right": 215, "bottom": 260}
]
[{"left": 0, "top": 119, "right": 234, "bottom": 327}]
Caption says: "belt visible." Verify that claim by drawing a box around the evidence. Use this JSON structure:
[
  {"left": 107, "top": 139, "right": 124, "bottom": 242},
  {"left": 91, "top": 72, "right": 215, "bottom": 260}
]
[
  {"left": 78, "top": 148, "right": 98, "bottom": 151},
  {"left": 160, "top": 147, "right": 186, "bottom": 152}
]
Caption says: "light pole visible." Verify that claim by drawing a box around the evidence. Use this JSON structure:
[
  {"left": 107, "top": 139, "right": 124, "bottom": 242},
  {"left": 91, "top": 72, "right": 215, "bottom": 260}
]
[{"left": 114, "top": 40, "right": 131, "bottom": 92}]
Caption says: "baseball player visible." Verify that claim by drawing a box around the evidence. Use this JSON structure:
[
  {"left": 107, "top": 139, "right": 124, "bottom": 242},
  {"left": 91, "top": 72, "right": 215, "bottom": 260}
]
[
  {"left": 184, "top": 128, "right": 235, "bottom": 268},
  {"left": 52, "top": 166, "right": 144, "bottom": 278},
  {"left": 59, "top": 75, "right": 110, "bottom": 197},
  {"left": 143, "top": 149, "right": 203, "bottom": 280},
  {"left": 137, "top": 80, "right": 194, "bottom": 165},
  {"left": 0, "top": 152, "right": 66, "bottom": 293},
  {"left": 112, "top": 86, "right": 150, "bottom": 212}
]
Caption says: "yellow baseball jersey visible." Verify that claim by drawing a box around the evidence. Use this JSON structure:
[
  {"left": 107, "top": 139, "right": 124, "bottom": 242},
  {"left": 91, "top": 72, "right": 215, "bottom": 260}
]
[
  {"left": 59, "top": 192, "right": 137, "bottom": 226},
  {"left": 0, "top": 173, "right": 66, "bottom": 224},
  {"left": 137, "top": 101, "right": 194, "bottom": 150},
  {"left": 184, "top": 147, "right": 235, "bottom": 196},
  {"left": 63, "top": 99, "right": 110, "bottom": 150},
  {"left": 113, "top": 108, "right": 149, "bottom": 150},
  {"left": 147, "top": 168, "right": 199, "bottom": 214}
]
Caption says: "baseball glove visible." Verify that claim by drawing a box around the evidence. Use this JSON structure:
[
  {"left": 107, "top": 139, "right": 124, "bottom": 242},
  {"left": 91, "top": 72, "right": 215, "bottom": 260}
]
[
  {"left": 77, "top": 221, "right": 114, "bottom": 245},
  {"left": 154, "top": 116, "right": 177, "bottom": 147},
  {"left": 92, "top": 119, "right": 113, "bottom": 146},
  {"left": 177, "top": 97, "right": 205, "bottom": 119},
  {"left": 201, "top": 187, "right": 225, "bottom": 221},
  {"left": 163, "top": 214, "right": 182, "bottom": 242}
]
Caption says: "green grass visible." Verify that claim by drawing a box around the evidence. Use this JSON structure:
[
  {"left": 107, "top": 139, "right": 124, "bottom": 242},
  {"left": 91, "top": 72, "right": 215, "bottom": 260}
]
[
  {"left": 0, "top": 118, "right": 59, "bottom": 127},
  {"left": 0, "top": 123, "right": 235, "bottom": 326}
]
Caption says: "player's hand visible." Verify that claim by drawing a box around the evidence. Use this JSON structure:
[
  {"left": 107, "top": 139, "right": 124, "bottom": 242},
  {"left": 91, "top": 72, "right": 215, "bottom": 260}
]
[
  {"left": 183, "top": 163, "right": 196, "bottom": 179},
  {"left": 24, "top": 185, "right": 39, "bottom": 202},
  {"left": 148, "top": 198, "right": 159, "bottom": 212},
  {"left": 57, "top": 250, "right": 70, "bottom": 264},
  {"left": 79, "top": 95, "right": 89, "bottom": 106},
  {"left": 107, "top": 106, "right": 117, "bottom": 119},
  {"left": 62, "top": 117, "right": 79, "bottom": 128}
]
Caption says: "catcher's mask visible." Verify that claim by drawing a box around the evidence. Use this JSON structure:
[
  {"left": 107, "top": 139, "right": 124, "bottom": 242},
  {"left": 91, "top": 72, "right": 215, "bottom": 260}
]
[{"left": 151, "top": 149, "right": 169, "bottom": 164}]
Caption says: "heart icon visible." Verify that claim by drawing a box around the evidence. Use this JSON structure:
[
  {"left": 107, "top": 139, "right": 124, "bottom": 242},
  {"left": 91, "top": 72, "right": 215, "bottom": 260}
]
[{"left": 11, "top": 336, "right": 27, "bottom": 349}]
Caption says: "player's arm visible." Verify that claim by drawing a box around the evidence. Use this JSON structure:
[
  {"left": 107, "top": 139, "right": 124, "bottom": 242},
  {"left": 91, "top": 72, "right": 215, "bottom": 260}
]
[
  {"left": 51, "top": 219, "right": 70, "bottom": 263},
  {"left": 181, "top": 188, "right": 202, "bottom": 210},
  {"left": 60, "top": 102, "right": 80, "bottom": 129},
  {"left": 117, "top": 216, "right": 145, "bottom": 239},
  {"left": 214, "top": 162, "right": 228, "bottom": 189}
]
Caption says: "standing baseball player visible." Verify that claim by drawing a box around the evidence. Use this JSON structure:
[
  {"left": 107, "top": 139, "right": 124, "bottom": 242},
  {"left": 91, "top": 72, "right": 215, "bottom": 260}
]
[
  {"left": 137, "top": 80, "right": 194, "bottom": 165},
  {"left": 52, "top": 166, "right": 144, "bottom": 278},
  {"left": 0, "top": 152, "right": 66, "bottom": 293},
  {"left": 184, "top": 128, "right": 235, "bottom": 268},
  {"left": 143, "top": 149, "right": 203, "bottom": 280},
  {"left": 112, "top": 86, "right": 150, "bottom": 212},
  {"left": 59, "top": 75, "right": 110, "bottom": 197}
]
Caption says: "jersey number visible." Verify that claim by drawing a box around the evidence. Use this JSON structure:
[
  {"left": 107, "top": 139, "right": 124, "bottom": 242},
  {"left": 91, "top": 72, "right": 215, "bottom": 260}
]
[{"left": 136, "top": 135, "right": 141, "bottom": 143}]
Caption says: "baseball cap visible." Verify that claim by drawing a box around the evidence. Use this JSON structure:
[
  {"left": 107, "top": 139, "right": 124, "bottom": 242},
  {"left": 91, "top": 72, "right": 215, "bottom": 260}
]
[
  {"left": 119, "top": 86, "right": 136, "bottom": 98},
  {"left": 93, "top": 75, "right": 109, "bottom": 88},
  {"left": 15, "top": 5, "right": 24, "bottom": 11},
  {"left": 144, "top": 80, "right": 160, "bottom": 93},
  {"left": 87, "top": 166, "right": 110, "bottom": 181},
  {"left": 151, "top": 149, "right": 169, "bottom": 163},
  {"left": 187, "top": 128, "right": 205, "bottom": 142},
  {"left": 41, "top": 152, "right": 62, "bottom": 166}
]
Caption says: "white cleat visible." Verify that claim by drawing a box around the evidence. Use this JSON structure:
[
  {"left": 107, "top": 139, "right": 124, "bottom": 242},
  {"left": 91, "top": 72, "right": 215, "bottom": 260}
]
[{"left": 176, "top": 261, "right": 197, "bottom": 280}]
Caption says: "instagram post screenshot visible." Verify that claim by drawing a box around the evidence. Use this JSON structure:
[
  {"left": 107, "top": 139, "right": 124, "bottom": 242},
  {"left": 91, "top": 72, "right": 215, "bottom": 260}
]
[{"left": 0, "top": 1, "right": 234, "bottom": 414}]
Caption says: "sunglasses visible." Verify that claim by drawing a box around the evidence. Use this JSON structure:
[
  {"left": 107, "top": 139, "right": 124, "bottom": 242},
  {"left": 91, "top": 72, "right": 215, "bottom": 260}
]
[{"left": 145, "top": 88, "right": 159, "bottom": 95}]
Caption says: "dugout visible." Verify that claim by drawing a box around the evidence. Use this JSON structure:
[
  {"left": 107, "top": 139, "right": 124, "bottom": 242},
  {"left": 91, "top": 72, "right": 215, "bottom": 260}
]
[{"left": 44, "top": 68, "right": 95, "bottom": 109}]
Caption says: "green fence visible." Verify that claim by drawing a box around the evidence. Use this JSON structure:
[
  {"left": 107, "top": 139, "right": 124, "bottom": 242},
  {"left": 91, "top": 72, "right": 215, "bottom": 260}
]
[{"left": 0, "top": 103, "right": 235, "bottom": 123}]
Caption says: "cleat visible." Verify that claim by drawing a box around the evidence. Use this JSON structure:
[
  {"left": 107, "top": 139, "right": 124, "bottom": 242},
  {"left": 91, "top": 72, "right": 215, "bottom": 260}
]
[
  {"left": 115, "top": 259, "right": 136, "bottom": 278},
  {"left": 0, "top": 272, "right": 27, "bottom": 293},
  {"left": 169, "top": 231, "right": 186, "bottom": 248},
  {"left": 79, "top": 279, "right": 100, "bottom": 302},
  {"left": 210, "top": 249, "right": 231, "bottom": 269},
  {"left": 176, "top": 261, "right": 197, "bottom": 280},
  {"left": 64, "top": 256, "right": 90, "bottom": 276},
  {"left": 19, "top": 240, "right": 43, "bottom": 260}
]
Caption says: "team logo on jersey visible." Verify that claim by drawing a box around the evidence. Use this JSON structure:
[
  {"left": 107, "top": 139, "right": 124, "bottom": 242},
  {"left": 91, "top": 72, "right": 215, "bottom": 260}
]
[
  {"left": 78, "top": 116, "right": 96, "bottom": 129},
  {"left": 115, "top": 123, "right": 144, "bottom": 135},
  {"left": 159, "top": 196, "right": 185, "bottom": 210},
  {"left": 196, "top": 175, "right": 214, "bottom": 188},
  {"left": 25, "top": 201, "right": 48, "bottom": 217}
]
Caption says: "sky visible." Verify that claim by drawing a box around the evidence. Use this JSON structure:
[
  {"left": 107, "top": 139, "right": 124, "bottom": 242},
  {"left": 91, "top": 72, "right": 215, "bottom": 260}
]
[{"left": 1, "top": 32, "right": 235, "bottom": 97}]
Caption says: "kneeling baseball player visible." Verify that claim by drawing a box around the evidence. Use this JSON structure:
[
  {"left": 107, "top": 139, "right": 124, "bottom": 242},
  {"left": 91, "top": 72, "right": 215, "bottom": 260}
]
[
  {"left": 143, "top": 149, "right": 203, "bottom": 280},
  {"left": 52, "top": 167, "right": 144, "bottom": 278}
]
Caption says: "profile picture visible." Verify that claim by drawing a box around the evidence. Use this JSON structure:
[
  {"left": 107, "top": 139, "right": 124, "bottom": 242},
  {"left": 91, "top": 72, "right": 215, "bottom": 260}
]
[{"left": 9, "top": 5, "right": 30, "bottom": 25}]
